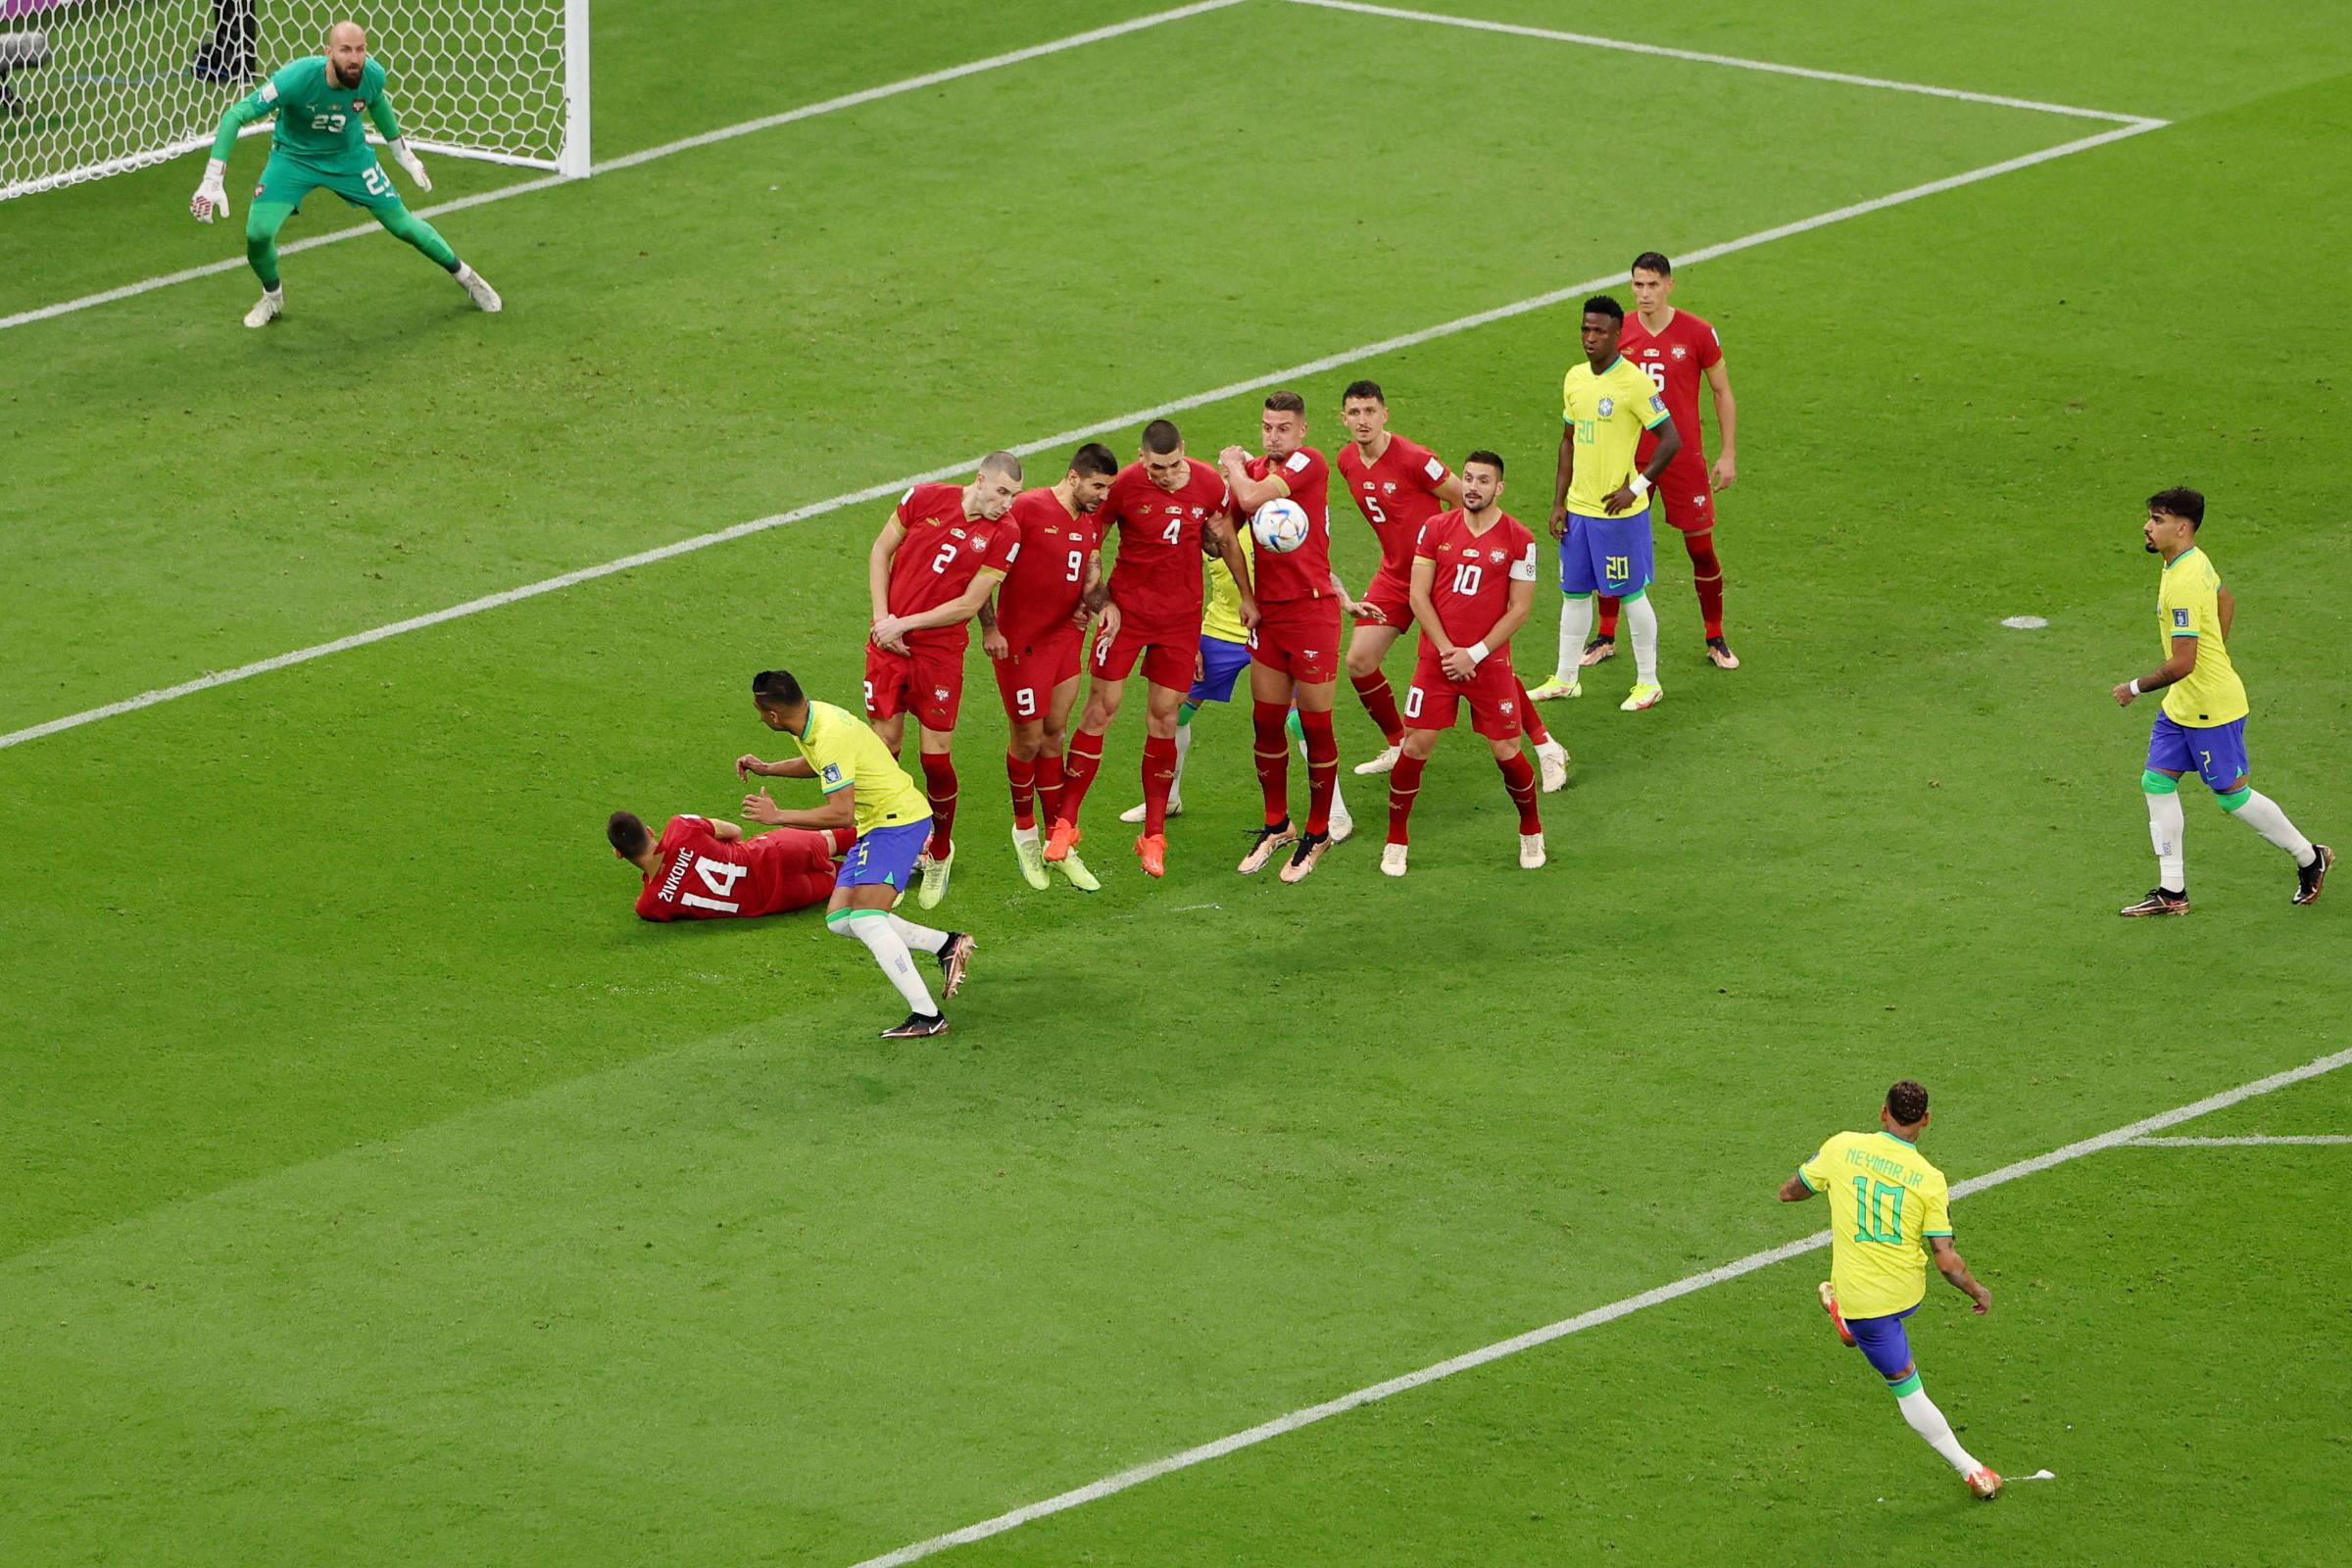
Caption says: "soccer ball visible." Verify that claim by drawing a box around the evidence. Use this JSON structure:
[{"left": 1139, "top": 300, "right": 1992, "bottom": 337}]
[{"left": 1250, "top": 498, "right": 1311, "bottom": 554}]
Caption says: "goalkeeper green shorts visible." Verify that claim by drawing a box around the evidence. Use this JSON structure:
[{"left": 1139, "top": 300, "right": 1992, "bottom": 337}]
[{"left": 254, "top": 152, "right": 406, "bottom": 216}]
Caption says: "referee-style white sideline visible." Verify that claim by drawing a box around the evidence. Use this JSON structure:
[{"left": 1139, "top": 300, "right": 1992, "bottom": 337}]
[
  {"left": 844, "top": 1046, "right": 2352, "bottom": 1567},
  {"left": 2127, "top": 1134, "right": 2352, "bottom": 1147}
]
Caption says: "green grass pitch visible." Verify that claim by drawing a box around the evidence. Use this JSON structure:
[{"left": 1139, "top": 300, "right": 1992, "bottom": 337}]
[{"left": 3, "top": 0, "right": 2349, "bottom": 1561}]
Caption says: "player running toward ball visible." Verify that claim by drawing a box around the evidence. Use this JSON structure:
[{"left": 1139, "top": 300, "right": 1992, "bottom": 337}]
[
  {"left": 984, "top": 445, "right": 1116, "bottom": 892},
  {"left": 2112, "top": 487, "right": 2329, "bottom": 914},
  {"left": 189, "top": 22, "right": 501, "bottom": 327},
  {"left": 1528, "top": 296, "right": 1683, "bottom": 711},
  {"left": 1780, "top": 1080, "right": 2002, "bottom": 1501},
  {"left": 1584, "top": 253, "right": 1741, "bottom": 670},
  {"left": 1379, "top": 452, "right": 1546, "bottom": 876},
  {"left": 1220, "top": 391, "right": 1351, "bottom": 883},
  {"left": 1336, "top": 381, "right": 1568, "bottom": 791},
  {"left": 1052, "top": 420, "right": 1254, "bottom": 881},
  {"left": 864, "top": 452, "right": 1025, "bottom": 908},
  {"left": 736, "top": 670, "right": 973, "bottom": 1040},
  {"left": 609, "top": 811, "right": 851, "bottom": 922}
]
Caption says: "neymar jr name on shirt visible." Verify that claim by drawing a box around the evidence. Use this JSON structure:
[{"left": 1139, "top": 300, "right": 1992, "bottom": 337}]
[{"left": 1838, "top": 1144, "right": 1929, "bottom": 1185}]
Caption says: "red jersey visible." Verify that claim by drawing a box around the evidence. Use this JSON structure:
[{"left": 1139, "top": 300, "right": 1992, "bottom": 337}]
[
  {"left": 1337, "top": 434, "right": 1452, "bottom": 579},
  {"left": 633, "top": 816, "right": 835, "bottom": 921},
  {"left": 1620, "top": 309, "right": 1722, "bottom": 469},
  {"left": 881, "top": 482, "right": 1021, "bottom": 649},
  {"left": 1244, "top": 445, "right": 1334, "bottom": 603},
  {"left": 995, "top": 486, "right": 1102, "bottom": 650},
  {"left": 1101, "top": 458, "right": 1231, "bottom": 634},
  {"left": 1411, "top": 510, "right": 1540, "bottom": 652}
]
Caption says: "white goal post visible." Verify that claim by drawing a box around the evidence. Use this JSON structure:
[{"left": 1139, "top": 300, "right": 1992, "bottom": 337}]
[{"left": 0, "top": 0, "right": 588, "bottom": 201}]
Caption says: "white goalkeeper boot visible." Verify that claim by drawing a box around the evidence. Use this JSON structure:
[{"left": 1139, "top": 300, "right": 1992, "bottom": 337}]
[
  {"left": 243, "top": 285, "right": 283, "bottom": 328},
  {"left": 455, "top": 263, "right": 502, "bottom": 313}
]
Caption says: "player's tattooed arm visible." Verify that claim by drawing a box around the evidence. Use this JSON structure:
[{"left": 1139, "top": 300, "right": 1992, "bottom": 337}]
[
  {"left": 1703, "top": 359, "right": 1738, "bottom": 489},
  {"left": 977, "top": 597, "right": 1009, "bottom": 661},
  {"left": 1776, "top": 1171, "right": 1816, "bottom": 1201},
  {"left": 1931, "top": 1236, "right": 1991, "bottom": 1314},
  {"left": 2113, "top": 634, "right": 2198, "bottom": 706},
  {"left": 1071, "top": 553, "right": 1104, "bottom": 629}
]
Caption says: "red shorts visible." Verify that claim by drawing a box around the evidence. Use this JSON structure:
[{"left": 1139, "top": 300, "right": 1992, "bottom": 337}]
[
  {"left": 864, "top": 637, "right": 964, "bottom": 731},
  {"left": 1359, "top": 565, "right": 1415, "bottom": 634},
  {"left": 994, "top": 626, "right": 1084, "bottom": 722},
  {"left": 1406, "top": 643, "right": 1522, "bottom": 741},
  {"left": 1250, "top": 596, "right": 1344, "bottom": 684},
  {"left": 1092, "top": 613, "right": 1195, "bottom": 690},
  {"left": 1655, "top": 456, "right": 1715, "bottom": 534}
]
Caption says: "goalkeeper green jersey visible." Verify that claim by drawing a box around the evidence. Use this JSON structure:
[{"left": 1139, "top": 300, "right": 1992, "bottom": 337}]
[{"left": 213, "top": 57, "right": 401, "bottom": 174}]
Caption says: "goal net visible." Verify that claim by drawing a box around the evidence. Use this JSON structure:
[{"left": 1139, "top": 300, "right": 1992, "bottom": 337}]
[{"left": 0, "top": 0, "right": 588, "bottom": 201}]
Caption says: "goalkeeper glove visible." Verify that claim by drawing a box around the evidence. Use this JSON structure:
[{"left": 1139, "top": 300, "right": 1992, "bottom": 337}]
[
  {"left": 388, "top": 137, "right": 432, "bottom": 192},
  {"left": 191, "top": 158, "right": 230, "bottom": 223}
]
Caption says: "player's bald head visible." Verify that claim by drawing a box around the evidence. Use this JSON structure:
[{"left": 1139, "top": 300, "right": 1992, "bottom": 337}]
[{"left": 327, "top": 20, "right": 368, "bottom": 47}]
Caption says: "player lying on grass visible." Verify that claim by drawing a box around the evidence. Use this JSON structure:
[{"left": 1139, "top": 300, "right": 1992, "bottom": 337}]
[
  {"left": 735, "top": 668, "right": 974, "bottom": 1040},
  {"left": 189, "top": 21, "right": 501, "bottom": 327},
  {"left": 1380, "top": 452, "right": 1548, "bottom": 876},
  {"left": 864, "top": 452, "right": 1025, "bottom": 909},
  {"left": 982, "top": 445, "right": 1115, "bottom": 894},
  {"left": 1781, "top": 1079, "right": 2001, "bottom": 1500},
  {"left": 1335, "top": 381, "right": 1567, "bottom": 790},
  {"left": 610, "top": 811, "right": 851, "bottom": 921},
  {"left": 2111, "top": 487, "right": 2329, "bottom": 915},
  {"left": 1529, "top": 295, "right": 1682, "bottom": 711}
]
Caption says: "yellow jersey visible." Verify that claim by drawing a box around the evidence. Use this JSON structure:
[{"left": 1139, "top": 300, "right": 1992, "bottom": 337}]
[
  {"left": 1561, "top": 356, "right": 1669, "bottom": 516},
  {"left": 1798, "top": 1130, "right": 1953, "bottom": 1319},
  {"left": 1201, "top": 524, "right": 1255, "bottom": 644},
  {"left": 790, "top": 701, "right": 929, "bottom": 836},
  {"left": 2156, "top": 546, "right": 2248, "bottom": 727}
]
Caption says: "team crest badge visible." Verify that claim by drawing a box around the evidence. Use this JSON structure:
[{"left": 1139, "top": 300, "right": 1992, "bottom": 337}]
[
  {"left": 1490, "top": 550, "right": 1505, "bottom": 563},
  {"left": 1671, "top": 344, "right": 1688, "bottom": 361},
  {"left": 1382, "top": 482, "right": 1397, "bottom": 494},
  {"left": 352, "top": 99, "right": 366, "bottom": 110},
  {"left": 1598, "top": 397, "right": 1615, "bottom": 416}
]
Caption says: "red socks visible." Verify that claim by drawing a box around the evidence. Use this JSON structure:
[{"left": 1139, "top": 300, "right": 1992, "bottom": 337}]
[
  {"left": 1595, "top": 594, "right": 1621, "bottom": 640},
  {"left": 824, "top": 826, "right": 857, "bottom": 857},
  {"left": 1686, "top": 528, "right": 1725, "bottom": 639},
  {"left": 1387, "top": 753, "right": 1426, "bottom": 845},
  {"left": 1498, "top": 750, "right": 1542, "bottom": 833},
  {"left": 1005, "top": 751, "right": 1037, "bottom": 831},
  {"left": 1036, "top": 751, "right": 1065, "bottom": 827},
  {"left": 1057, "top": 730, "right": 1104, "bottom": 827},
  {"left": 1299, "top": 708, "right": 1339, "bottom": 836},
  {"left": 1351, "top": 669, "right": 1405, "bottom": 746},
  {"left": 919, "top": 753, "right": 958, "bottom": 860},
  {"left": 1251, "top": 701, "right": 1291, "bottom": 826},
  {"left": 1141, "top": 735, "right": 1178, "bottom": 835},
  {"left": 1515, "top": 678, "right": 1551, "bottom": 745}
]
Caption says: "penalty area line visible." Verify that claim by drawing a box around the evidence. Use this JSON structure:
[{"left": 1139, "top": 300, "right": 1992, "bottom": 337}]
[
  {"left": 0, "top": 115, "right": 2164, "bottom": 754},
  {"left": 844, "top": 1046, "right": 2352, "bottom": 1568},
  {"left": 0, "top": 0, "right": 1250, "bottom": 334}
]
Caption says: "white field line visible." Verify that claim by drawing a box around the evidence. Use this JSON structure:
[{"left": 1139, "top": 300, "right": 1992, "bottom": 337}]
[
  {"left": 2127, "top": 1134, "right": 2352, "bottom": 1147},
  {"left": 1288, "top": 0, "right": 2163, "bottom": 126},
  {"left": 0, "top": 0, "right": 1250, "bottom": 334},
  {"left": 0, "top": 119, "right": 2165, "bottom": 754},
  {"left": 846, "top": 1046, "right": 2352, "bottom": 1568}
]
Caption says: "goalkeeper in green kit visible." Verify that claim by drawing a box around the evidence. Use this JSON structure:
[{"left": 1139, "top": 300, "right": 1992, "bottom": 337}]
[{"left": 189, "top": 21, "right": 501, "bottom": 327}]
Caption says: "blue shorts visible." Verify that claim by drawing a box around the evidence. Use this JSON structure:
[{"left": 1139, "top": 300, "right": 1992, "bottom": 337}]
[
  {"left": 2146, "top": 712, "right": 2249, "bottom": 792},
  {"left": 1848, "top": 1306, "right": 1917, "bottom": 1384},
  {"left": 1187, "top": 634, "right": 1252, "bottom": 705},
  {"left": 1559, "top": 509, "right": 1654, "bottom": 597},
  {"left": 835, "top": 818, "right": 931, "bottom": 890}
]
